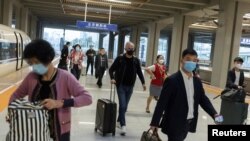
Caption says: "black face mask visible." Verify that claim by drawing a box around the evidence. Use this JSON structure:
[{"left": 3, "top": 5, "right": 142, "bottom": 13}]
[{"left": 126, "top": 50, "right": 134, "bottom": 55}]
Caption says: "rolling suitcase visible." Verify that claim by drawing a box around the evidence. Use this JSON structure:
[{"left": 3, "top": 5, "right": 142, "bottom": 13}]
[
  {"left": 220, "top": 100, "right": 248, "bottom": 124},
  {"left": 218, "top": 88, "right": 248, "bottom": 124},
  {"left": 95, "top": 84, "right": 117, "bottom": 136}
]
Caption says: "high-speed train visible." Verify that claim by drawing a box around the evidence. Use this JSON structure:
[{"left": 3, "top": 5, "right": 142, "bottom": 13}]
[{"left": 0, "top": 24, "right": 31, "bottom": 77}]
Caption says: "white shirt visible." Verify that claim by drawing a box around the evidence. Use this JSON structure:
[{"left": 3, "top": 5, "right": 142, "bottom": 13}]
[
  {"left": 180, "top": 69, "right": 194, "bottom": 119},
  {"left": 147, "top": 65, "right": 156, "bottom": 72},
  {"left": 234, "top": 71, "right": 240, "bottom": 86}
]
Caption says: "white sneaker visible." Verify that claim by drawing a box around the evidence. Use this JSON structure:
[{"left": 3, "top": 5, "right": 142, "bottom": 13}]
[{"left": 121, "top": 126, "right": 126, "bottom": 136}]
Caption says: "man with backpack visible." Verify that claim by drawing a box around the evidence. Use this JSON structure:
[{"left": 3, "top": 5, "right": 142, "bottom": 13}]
[{"left": 109, "top": 41, "right": 146, "bottom": 136}]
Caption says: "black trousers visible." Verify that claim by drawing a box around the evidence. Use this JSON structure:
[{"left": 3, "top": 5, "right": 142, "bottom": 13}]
[
  {"left": 167, "top": 119, "right": 192, "bottom": 141},
  {"left": 97, "top": 67, "right": 106, "bottom": 86},
  {"left": 58, "top": 59, "right": 68, "bottom": 70},
  {"left": 71, "top": 64, "right": 81, "bottom": 80},
  {"left": 58, "top": 132, "right": 70, "bottom": 141},
  {"left": 86, "top": 60, "right": 94, "bottom": 75}
]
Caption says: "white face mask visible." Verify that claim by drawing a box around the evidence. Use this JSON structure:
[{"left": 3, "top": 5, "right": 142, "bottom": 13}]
[
  {"left": 76, "top": 47, "right": 80, "bottom": 52},
  {"left": 235, "top": 63, "right": 242, "bottom": 69},
  {"left": 158, "top": 59, "right": 164, "bottom": 64}
]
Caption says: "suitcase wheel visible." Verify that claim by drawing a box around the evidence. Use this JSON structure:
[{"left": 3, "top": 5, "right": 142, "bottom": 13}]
[
  {"left": 112, "top": 132, "right": 115, "bottom": 136},
  {"left": 94, "top": 128, "right": 97, "bottom": 132},
  {"left": 102, "top": 133, "right": 106, "bottom": 136}
]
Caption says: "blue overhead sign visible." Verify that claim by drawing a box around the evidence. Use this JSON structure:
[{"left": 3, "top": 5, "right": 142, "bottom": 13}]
[{"left": 76, "top": 20, "right": 117, "bottom": 32}]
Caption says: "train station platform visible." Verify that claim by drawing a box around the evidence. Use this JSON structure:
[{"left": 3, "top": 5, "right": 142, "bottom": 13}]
[{"left": 0, "top": 64, "right": 249, "bottom": 141}]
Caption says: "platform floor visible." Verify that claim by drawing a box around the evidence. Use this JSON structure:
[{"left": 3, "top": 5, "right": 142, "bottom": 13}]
[{"left": 0, "top": 65, "right": 249, "bottom": 141}]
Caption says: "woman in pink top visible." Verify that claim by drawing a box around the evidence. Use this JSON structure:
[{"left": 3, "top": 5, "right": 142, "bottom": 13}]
[
  {"left": 69, "top": 44, "right": 84, "bottom": 80},
  {"left": 9, "top": 39, "right": 92, "bottom": 141}
]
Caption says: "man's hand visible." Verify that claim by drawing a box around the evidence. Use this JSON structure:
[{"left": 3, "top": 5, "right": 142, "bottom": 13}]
[
  {"left": 111, "top": 79, "right": 116, "bottom": 84},
  {"left": 150, "top": 126, "right": 158, "bottom": 132},
  {"left": 142, "top": 84, "right": 146, "bottom": 91},
  {"left": 214, "top": 114, "right": 223, "bottom": 124},
  {"left": 41, "top": 99, "right": 64, "bottom": 110}
]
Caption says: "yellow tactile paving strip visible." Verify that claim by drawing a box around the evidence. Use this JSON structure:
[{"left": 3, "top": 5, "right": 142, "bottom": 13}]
[
  {"left": 203, "top": 84, "right": 250, "bottom": 104},
  {"left": 0, "top": 86, "right": 17, "bottom": 112}
]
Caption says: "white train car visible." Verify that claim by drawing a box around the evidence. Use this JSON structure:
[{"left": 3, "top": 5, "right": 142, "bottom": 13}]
[{"left": 0, "top": 24, "right": 31, "bottom": 77}]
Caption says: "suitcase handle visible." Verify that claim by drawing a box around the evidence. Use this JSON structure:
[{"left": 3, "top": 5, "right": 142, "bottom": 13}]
[{"left": 110, "top": 84, "right": 116, "bottom": 102}]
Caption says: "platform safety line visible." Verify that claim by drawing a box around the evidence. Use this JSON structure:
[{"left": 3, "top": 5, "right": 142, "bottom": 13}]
[
  {"left": 0, "top": 80, "right": 22, "bottom": 112},
  {"left": 0, "top": 80, "right": 22, "bottom": 95}
]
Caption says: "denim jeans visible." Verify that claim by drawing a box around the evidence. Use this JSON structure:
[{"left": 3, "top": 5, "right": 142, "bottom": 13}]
[{"left": 117, "top": 84, "right": 134, "bottom": 126}]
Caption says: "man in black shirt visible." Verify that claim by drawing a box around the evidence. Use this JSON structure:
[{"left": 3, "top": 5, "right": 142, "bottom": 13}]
[
  {"left": 86, "top": 45, "right": 96, "bottom": 75},
  {"left": 95, "top": 48, "right": 108, "bottom": 88},
  {"left": 109, "top": 41, "right": 146, "bottom": 136}
]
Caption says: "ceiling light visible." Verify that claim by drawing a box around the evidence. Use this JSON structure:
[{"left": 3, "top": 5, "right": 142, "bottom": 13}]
[
  {"left": 191, "top": 23, "right": 217, "bottom": 29},
  {"left": 243, "top": 13, "right": 250, "bottom": 19},
  {"left": 242, "top": 23, "right": 250, "bottom": 26},
  {"left": 106, "top": 0, "right": 131, "bottom": 4}
]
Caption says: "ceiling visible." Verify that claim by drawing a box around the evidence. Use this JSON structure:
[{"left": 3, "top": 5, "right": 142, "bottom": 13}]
[{"left": 20, "top": 0, "right": 214, "bottom": 28}]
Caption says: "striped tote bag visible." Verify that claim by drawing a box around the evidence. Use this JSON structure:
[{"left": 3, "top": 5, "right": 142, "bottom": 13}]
[{"left": 7, "top": 99, "right": 51, "bottom": 141}]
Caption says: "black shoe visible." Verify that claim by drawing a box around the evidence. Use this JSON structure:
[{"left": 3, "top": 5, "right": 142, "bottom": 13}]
[{"left": 97, "top": 82, "right": 102, "bottom": 88}]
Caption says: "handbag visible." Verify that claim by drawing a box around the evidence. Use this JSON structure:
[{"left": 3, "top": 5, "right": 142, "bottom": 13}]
[
  {"left": 220, "top": 88, "right": 246, "bottom": 103},
  {"left": 140, "top": 129, "right": 162, "bottom": 141},
  {"left": 7, "top": 99, "right": 51, "bottom": 141}
]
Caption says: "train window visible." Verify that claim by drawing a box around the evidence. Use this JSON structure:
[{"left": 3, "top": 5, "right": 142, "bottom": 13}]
[{"left": 0, "top": 42, "right": 16, "bottom": 61}]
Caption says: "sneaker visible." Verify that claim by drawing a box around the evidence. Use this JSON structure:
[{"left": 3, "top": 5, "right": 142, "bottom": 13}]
[{"left": 121, "top": 126, "right": 126, "bottom": 136}]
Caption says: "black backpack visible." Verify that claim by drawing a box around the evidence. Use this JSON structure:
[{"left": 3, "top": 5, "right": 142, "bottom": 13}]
[{"left": 220, "top": 88, "right": 246, "bottom": 103}]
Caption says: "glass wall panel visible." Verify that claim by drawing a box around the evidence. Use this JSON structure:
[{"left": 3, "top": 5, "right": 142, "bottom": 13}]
[
  {"left": 139, "top": 36, "right": 148, "bottom": 66},
  {"left": 192, "top": 32, "right": 213, "bottom": 67},
  {"left": 65, "top": 30, "right": 99, "bottom": 52},
  {"left": 157, "top": 38, "right": 168, "bottom": 62},
  {"left": 114, "top": 35, "right": 119, "bottom": 58},
  {"left": 103, "top": 34, "right": 110, "bottom": 56},
  {"left": 43, "top": 27, "right": 64, "bottom": 55},
  {"left": 239, "top": 38, "right": 250, "bottom": 69}
]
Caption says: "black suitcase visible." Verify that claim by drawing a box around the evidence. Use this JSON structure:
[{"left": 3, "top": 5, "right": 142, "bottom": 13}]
[
  {"left": 95, "top": 84, "right": 117, "bottom": 136},
  {"left": 220, "top": 100, "right": 248, "bottom": 124}
]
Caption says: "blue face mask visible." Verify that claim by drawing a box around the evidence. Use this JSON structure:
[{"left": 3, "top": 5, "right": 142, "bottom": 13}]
[
  {"left": 32, "top": 64, "right": 48, "bottom": 75},
  {"left": 183, "top": 61, "right": 196, "bottom": 72}
]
